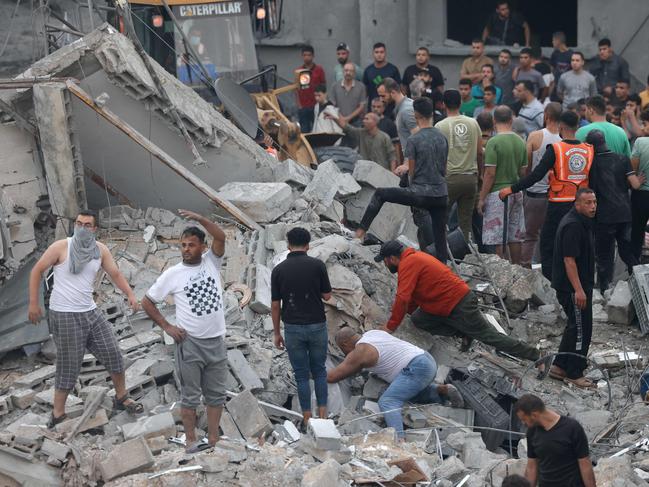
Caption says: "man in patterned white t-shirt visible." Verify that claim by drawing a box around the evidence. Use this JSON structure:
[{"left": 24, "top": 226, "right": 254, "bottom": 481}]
[{"left": 142, "top": 209, "right": 227, "bottom": 453}]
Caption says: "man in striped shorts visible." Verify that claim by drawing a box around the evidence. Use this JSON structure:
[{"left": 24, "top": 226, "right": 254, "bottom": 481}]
[{"left": 28, "top": 210, "right": 142, "bottom": 428}]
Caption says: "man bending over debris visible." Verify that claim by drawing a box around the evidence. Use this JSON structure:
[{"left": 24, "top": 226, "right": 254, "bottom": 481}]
[
  {"left": 549, "top": 188, "right": 597, "bottom": 389},
  {"left": 142, "top": 210, "right": 227, "bottom": 453},
  {"left": 271, "top": 227, "right": 332, "bottom": 426},
  {"left": 374, "top": 240, "right": 542, "bottom": 363},
  {"left": 28, "top": 210, "right": 142, "bottom": 429},
  {"left": 515, "top": 394, "right": 596, "bottom": 487},
  {"left": 328, "top": 327, "right": 464, "bottom": 439}
]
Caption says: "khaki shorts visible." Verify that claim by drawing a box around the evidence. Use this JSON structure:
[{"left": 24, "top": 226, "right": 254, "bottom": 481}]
[{"left": 482, "top": 191, "right": 526, "bottom": 245}]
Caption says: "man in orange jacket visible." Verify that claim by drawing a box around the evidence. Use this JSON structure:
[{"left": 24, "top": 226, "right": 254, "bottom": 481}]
[{"left": 375, "top": 240, "right": 540, "bottom": 361}]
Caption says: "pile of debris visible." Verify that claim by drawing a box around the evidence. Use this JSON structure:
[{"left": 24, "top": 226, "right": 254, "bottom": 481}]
[{"left": 1, "top": 154, "right": 649, "bottom": 486}]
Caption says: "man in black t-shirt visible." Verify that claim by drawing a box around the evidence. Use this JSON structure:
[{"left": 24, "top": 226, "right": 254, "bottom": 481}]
[
  {"left": 586, "top": 130, "right": 644, "bottom": 292},
  {"left": 402, "top": 47, "right": 445, "bottom": 96},
  {"left": 551, "top": 188, "right": 597, "bottom": 389},
  {"left": 515, "top": 394, "right": 595, "bottom": 487},
  {"left": 271, "top": 228, "right": 332, "bottom": 426},
  {"left": 482, "top": 1, "right": 530, "bottom": 46},
  {"left": 362, "top": 42, "right": 401, "bottom": 110}
]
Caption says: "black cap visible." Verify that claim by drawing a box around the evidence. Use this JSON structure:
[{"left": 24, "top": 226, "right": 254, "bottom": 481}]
[
  {"left": 336, "top": 42, "right": 349, "bottom": 51},
  {"left": 374, "top": 240, "right": 404, "bottom": 262}
]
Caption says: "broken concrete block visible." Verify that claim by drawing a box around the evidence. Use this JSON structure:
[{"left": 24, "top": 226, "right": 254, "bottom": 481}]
[
  {"left": 336, "top": 172, "right": 361, "bottom": 199},
  {"left": 57, "top": 408, "right": 109, "bottom": 434},
  {"left": 575, "top": 410, "right": 613, "bottom": 442},
  {"left": 146, "top": 435, "right": 170, "bottom": 455},
  {"left": 6, "top": 412, "right": 48, "bottom": 433},
  {"left": 100, "top": 437, "right": 155, "bottom": 481},
  {"left": 248, "top": 263, "right": 272, "bottom": 314},
  {"left": 352, "top": 159, "right": 400, "bottom": 189},
  {"left": 35, "top": 389, "right": 83, "bottom": 407},
  {"left": 0, "top": 395, "right": 12, "bottom": 416},
  {"left": 225, "top": 390, "right": 273, "bottom": 440},
  {"left": 302, "top": 459, "right": 343, "bottom": 487},
  {"left": 126, "top": 358, "right": 157, "bottom": 378},
  {"left": 227, "top": 349, "right": 264, "bottom": 391},
  {"left": 246, "top": 345, "right": 273, "bottom": 381},
  {"left": 216, "top": 182, "right": 293, "bottom": 223},
  {"left": 219, "top": 411, "right": 243, "bottom": 440},
  {"left": 14, "top": 365, "right": 56, "bottom": 388},
  {"left": 41, "top": 438, "right": 70, "bottom": 462},
  {"left": 307, "top": 418, "right": 342, "bottom": 451},
  {"left": 302, "top": 159, "right": 343, "bottom": 208},
  {"left": 607, "top": 280, "right": 636, "bottom": 325},
  {"left": 122, "top": 412, "right": 176, "bottom": 441},
  {"left": 10, "top": 389, "right": 36, "bottom": 410},
  {"left": 315, "top": 200, "right": 345, "bottom": 223},
  {"left": 118, "top": 331, "right": 162, "bottom": 353},
  {"left": 362, "top": 375, "right": 389, "bottom": 400},
  {"left": 196, "top": 450, "right": 230, "bottom": 473},
  {"left": 307, "top": 235, "right": 351, "bottom": 263},
  {"left": 272, "top": 159, "right": 314, "bottom": 187}
]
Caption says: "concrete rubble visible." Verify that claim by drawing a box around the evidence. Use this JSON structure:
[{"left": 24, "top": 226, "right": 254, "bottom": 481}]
[{"left": 1, "top": 25, "right": 649, "bottom": 487}]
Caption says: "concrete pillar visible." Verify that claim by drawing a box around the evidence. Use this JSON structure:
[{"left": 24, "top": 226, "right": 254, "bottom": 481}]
[{"left": 33, "top": 83, "right": 87, "bottom": 239}]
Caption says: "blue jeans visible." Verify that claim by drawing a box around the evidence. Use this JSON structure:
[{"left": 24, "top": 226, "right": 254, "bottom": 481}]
[
  {"left": 284, "top": 322, "right": 328, "bottom": 412},
  {"left": 297, "top": 107, "right": 314, "bottom": 133},
  {"left": 378, "top": 352, "right": 442, "bottom": 438}
]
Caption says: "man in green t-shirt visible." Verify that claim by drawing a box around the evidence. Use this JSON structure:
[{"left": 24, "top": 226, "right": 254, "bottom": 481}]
[
  {"left": 477, "top": 106, "right": 527, "bottom": 264},
  {"left": 630, "top": 110, "right": 649, "bottom": 261},
  {"left": 576, "top": 95, "right": 631, "bottom": 157},
  {"left": 435, "top": 89, "right": 483, "bottom": 242},
  {"left": 459, "top": 78, "right": 481, "bottom": 117}
]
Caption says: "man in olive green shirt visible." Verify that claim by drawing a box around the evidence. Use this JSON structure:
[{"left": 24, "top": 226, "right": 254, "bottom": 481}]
[
  {"left": 576, "top": 95, "right": 631, "bottom": 157},
  {"left": 478, "top": 106, "right": 527, "bottom": 264},
  {"left": 435, "top": 89, "right": 483, "bottom": 242},
  {"left": 329, "top": 112, "right": 397, "bottom": 171}
]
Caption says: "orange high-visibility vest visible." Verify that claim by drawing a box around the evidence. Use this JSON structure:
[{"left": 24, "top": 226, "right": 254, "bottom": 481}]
[{"left": 548, "top": 141, "right": 594, "bottom": 203}]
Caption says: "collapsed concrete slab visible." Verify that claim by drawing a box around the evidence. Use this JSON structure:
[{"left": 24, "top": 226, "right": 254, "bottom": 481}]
[{"left": 216, "top": 182, "right": 293, "bottom": 223}]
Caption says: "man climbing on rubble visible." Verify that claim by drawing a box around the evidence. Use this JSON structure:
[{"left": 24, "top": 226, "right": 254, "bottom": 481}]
[
  {"left": 355, "top": 97, "right": 449, "bottom": 263},
  {"left": 327, "top": 327, "right": 464, "bottom": 439},
  {"left": 515, "top": 394, "right": 596, "bottom": 487},
  {"left": 373, "top": 240, "right": 544, "bottom": 364},
  {"left": 142, "top": 210, "right": 227, "bottom": 453},
  {"left": 271, "top": 227, "right": 332, "bottom": 427},
  {"left": 549, "top": 189, "right": 597, "bottom": 389},
  {"left": 28, "top": 210, "right": 143, "bottom": 429}
]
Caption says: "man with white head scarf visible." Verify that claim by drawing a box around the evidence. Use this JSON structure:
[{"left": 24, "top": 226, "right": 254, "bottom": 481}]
[{"left": 28, "top": 210, "right": 142, "bottom": 428}]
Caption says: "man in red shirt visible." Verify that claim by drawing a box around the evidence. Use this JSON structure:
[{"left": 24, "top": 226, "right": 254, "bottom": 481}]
[
  {"left": 295, "top": 45, "right": 326, "bottom": 133},
  {"left": 375, "top": 241, "right": 540, "bottom": 361}
]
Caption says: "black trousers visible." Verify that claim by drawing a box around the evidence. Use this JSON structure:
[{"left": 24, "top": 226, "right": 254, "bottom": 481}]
[
  {"left": 631, "top": 190, "right": 649, "bottom": 261},
  {"left": 595, "top": 221, "right": 637, "bottom": 292},
  {"left": 540, "top": 201, "right": 573, "bottom": 281},
  {"left": 553, "top": 290, "right": 593, "bottom": 379},
  {"left": 359, "top": 187, "right": 448, "bottom": 262}
]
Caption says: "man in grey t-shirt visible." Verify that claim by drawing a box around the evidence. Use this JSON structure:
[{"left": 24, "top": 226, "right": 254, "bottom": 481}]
[
  {"left": 514, "top": 48, "right": 547, "bottom": 99},
  {"left": 377, "top": 77, "right": 417, "bottom": 160},
  {"left": 557, "top": 52, "right": 598, "bottom": 108},
  {"left": 356, "top": 97, "right": 449, "bottom": 262},
  {"left": 514, "top": 80, "right": 544, "bottom": 136}
]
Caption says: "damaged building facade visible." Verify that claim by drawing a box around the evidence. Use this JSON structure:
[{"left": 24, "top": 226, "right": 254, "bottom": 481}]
[{"left": 1, "top": 25, "right": 649, "bottom": 487}]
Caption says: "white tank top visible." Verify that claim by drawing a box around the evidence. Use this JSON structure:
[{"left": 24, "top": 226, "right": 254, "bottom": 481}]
[
  {"left": 357, "top": 330, "right": 424, "bottom": 383},
  {"left": 49, "top": 238, "right": 101, "bottom": 312},
  {"left": 528, "top": 128, "right": 562, "bottom": 194}
]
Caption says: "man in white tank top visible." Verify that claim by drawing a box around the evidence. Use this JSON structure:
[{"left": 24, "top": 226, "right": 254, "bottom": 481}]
[
  {"left": 521, "top": 103, "right": 562, "bottom": 267},
  {"left": 327, "top": 327, "right": 464, "bottom": 439},
  {"left": 28, "top": 211, "right": 141, "bottom": 428}
]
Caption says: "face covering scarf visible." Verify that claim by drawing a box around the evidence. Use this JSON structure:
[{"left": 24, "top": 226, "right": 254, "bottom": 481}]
[{"left": 69, "top": 225, "right": 100, "bottom": 274}]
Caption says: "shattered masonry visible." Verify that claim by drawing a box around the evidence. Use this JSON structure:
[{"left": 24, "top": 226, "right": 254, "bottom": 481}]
[{"left": 1, "top": 26, "right": 649, "bottom": 487}]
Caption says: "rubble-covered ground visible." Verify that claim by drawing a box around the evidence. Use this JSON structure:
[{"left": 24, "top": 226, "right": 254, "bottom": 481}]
[{"left": 2, "top": 157, "right": 649, "bottom": 487}]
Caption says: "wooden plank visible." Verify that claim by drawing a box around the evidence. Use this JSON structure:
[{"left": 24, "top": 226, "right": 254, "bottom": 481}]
[{"left": 66, "top": 81, "right": 261, "bottom": 231}]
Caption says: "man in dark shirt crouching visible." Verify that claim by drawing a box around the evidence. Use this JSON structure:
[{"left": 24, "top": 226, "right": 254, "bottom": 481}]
[{"left": 271, "top": 228, "right": 332, "bottom": 426}]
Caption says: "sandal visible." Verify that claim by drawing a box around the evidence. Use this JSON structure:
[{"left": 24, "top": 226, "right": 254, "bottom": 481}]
[
  {"left": 535, "top": 353, "right": 554, "bottom": 380},
  {"left": 185, "top": 440, "right": 212, "bottom": 454},
  {"left": 564, "top": 376, "right": 597, "bottom": 389},
  {"left": 114, "top": 394, "right": 144, "bottom": 415},
  {"left": 47, "top": 412, "right": 67, "bottom": 429}
]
